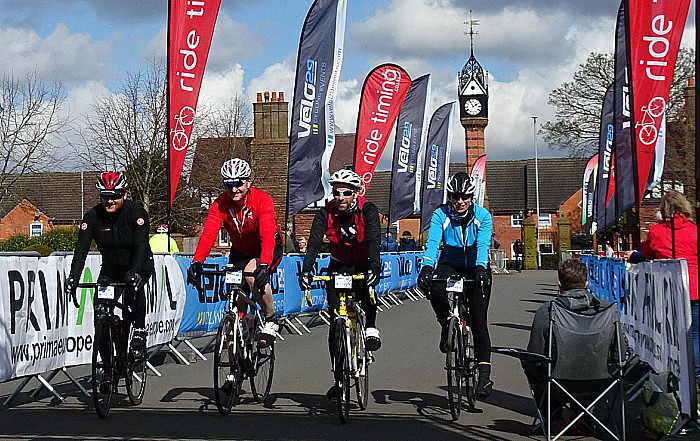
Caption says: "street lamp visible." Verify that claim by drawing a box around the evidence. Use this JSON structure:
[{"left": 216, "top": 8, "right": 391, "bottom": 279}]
[{"left": 532, "top": 116, "right": 541, "bottom": 268}]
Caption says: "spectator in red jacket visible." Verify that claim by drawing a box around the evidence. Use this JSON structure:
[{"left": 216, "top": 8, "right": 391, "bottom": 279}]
[{"left": 628, "top": 190, "right": 698, "bottom": 376}]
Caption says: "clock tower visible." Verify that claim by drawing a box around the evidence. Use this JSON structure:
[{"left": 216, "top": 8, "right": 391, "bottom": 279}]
[{"left": 458, "top": 16, "right": 488, "bottom": 172}]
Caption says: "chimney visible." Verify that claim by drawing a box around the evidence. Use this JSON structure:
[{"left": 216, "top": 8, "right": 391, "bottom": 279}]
[
  {"left": 684, "top": 76, "right": 695, "bottom": 118},
  {"left": 253, "top": 91, "right": 289, "bottom": 140}
]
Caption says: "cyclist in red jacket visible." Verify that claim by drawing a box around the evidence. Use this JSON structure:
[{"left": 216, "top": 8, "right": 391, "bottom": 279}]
[{"left": 187, "top": 158, "right": 283, "bottom": 345}]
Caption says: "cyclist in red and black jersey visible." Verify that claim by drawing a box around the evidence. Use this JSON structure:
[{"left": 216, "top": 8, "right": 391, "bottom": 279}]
[
  {"left": 66, "top": 172, "right": 154, "bottom": 350},
  {"left": 187, "top": 158, "right": 283, "bottom": 344},
  {"left": 299, "top": 169, "right": 382, "bottom": 399}
]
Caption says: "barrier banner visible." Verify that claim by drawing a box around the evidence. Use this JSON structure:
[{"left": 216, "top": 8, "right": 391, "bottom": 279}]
[
  {"left": 0, "top": 254, "right": 185, "bottom": 383},
  {"left": 147, "top": 255, "right": 187, "bottom": 346},
  {"left": 579, "top": 254, "right": 694, "bottom": 415},
  {"left": 624, "top": 260, "right": 693, "bottom": 414}
]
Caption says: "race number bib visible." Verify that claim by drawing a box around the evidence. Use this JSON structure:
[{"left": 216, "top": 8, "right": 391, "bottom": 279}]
[
  {"left": 226, "top": 270, "right": 243, "bottom": 285},
  {"left": 97, "top": 286, "right": 116, "bottom": 300},
  {"left": 446, "top": 278, "right": 464, "bottom": 293},
  {"left": 335, "top": 275, "right": 353, "bottom": 290}
]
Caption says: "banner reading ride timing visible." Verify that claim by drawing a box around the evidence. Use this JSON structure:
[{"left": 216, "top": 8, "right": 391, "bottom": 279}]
[
  {"left": 353, "top": 63, "right": 411, "bottom": 196},
  {"left": 287, "top": 0, "right": 348, "bottom": 217},
  {"left": 168, "top": 0, "right": 221, "bottom": 205},
  {"left": 626, "top": 0, "right": 690, "bottom": 202}
]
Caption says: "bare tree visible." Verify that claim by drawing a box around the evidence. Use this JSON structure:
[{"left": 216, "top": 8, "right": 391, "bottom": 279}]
[
  {"left": 0, "top": 70, "right": 67, "bottom": 205},
  {"left": 75, "top": 60, "right": 255, "bottom": 234},
  {"left": 542, "top": 48, "right": 695, "bottom": 157}
]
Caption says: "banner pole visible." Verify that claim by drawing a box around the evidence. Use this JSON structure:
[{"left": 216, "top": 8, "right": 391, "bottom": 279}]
[{"left": 166, "top": 0, "right": 172, "bottom": 253}]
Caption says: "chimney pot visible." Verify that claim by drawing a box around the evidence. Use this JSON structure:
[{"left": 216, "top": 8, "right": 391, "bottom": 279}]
[
  {"left": 271, "top": 92, "right": 277, "bottom": 101},
  {"left": 689, "top": 77, "right": 695, "bottom": 88},
  {"left": 256, "top": 92, "right": 262, "bottom": 103},
  {"left": 264, "top": 91, "right": 270, "bottom": 102},
  {"left": 279, "top": 91, "right": 285, "bottom": 102}
]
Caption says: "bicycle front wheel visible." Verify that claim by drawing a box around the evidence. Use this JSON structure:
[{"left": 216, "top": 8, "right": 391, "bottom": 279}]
[
  {"left": 251, "top": 319, "right": 275, "bottom": 403},
  {"left": 92, "top": 314, "right": 116, "bottom": 418},
  {"left": 213, "top": 314, "right": 240, "bottom": 415},
  {"left": 125, "top": 343, "right": 147, "bottom": 406},
  {"left": 355, "top": 320, "right": 370, "bottom": 411},
  {"left": 464, "top": 326, "right": 477, "bottom": 408},
  {"left": 446, "top": 317, "right": 463, "bottom": 420},
  {"left": 334, "top": 321, "right": 351, "bottom": 423}
]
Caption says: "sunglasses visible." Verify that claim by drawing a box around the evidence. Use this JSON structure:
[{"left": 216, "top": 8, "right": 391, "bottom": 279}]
[
  {"left": 333, "top": 189, "right": 355, "bottom": 197},
  {"left": 450, "top": 193, "right": 473, "bottom": 202},
  {"left": 224, "top": 179, "right": 246, "bottom": 189},
  {"left": 100, "top": 192, "right": 124, "bottom": 201}
]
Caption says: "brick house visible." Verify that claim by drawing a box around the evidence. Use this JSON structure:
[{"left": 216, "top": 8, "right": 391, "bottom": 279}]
[{"left": 0, "top": 172, "right": 101, "bottom": 241}]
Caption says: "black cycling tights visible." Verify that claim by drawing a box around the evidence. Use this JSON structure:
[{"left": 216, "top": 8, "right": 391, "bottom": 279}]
[
  {"left": 429, "top": 263, "right": 492, "bottom": 363},
  {"left": 325, "top": 260, "right": 377, "bottom": 360}
]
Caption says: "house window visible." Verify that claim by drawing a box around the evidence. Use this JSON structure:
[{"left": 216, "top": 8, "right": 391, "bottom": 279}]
[
  {"left": 538, "top": 214, "right": 552, "bottom": 227},
  {"left": 511, "top": 213, "right": 525, "bottom": 228},
  {"left": 219, "top": 226, "right": 231, "bottom": 247},
  {"left": 539, "top": 241, "right": 555, "bottom": 255},
  {"left": 30, "top": 222, "right": 43, "bottom": 237}
]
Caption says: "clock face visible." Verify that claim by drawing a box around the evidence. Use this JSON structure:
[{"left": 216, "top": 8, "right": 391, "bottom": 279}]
[{"left": 464, "top": 99, "right": 482, "bottom": 116}]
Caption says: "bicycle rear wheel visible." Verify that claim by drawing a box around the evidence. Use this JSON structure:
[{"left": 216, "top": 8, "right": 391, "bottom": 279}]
[
  {"left": 334, "top": 321, "right": 351, "bottom": 423},
  {"left": 125, "top": 343, "right": 147, "bottom": 406},
  {"left": 446, "top": 317, "right": 463, "bottom": 420},
  {"left": 213, "top": 314, "right": 240, "bottom": 415},
  {"left": 251, "top": 318, "right": 275, "bottom": 403},
  {"left": 92, "top": 314, "right": 115, "bottom": 418},
  {"left": 464, "top": 326, "right": 477, "bottom": 408},
  {"left": 355, "top": 319, "right": 370, "bottom": 411}
]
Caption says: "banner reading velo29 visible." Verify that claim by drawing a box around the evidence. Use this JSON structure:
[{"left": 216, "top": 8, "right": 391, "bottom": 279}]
[
  {"left": 287, "top": 0, "right": 348, "bottom": 217},
  {"left": 0, "top": 254, "right": 185, "bottom": 383}
]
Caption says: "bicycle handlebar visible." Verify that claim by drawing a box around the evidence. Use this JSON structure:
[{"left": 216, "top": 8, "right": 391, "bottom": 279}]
[{"left": 305, "top": 273, "right": 376, "bottom": 306}]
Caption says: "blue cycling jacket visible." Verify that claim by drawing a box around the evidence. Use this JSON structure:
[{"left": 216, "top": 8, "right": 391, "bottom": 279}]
[{"left": 422, "top": 204, "right": 492, "bottom": 269}]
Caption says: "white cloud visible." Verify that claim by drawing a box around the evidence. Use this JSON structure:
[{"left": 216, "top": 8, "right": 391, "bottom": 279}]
[
  {"left": 199, "top": 64, "right": 246, "bottom": 108},
  {"left": 0, "top": 25, "right": 112, "bottom": 83}
]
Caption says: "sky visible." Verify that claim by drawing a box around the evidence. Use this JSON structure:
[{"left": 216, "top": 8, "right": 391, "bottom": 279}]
[{"left": 1, "top": 0, "right": 696, "bottom": 170}]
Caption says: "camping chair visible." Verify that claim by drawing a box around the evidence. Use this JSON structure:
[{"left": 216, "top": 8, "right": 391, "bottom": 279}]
[{"left": 495, "top": 301, "right": 626, "bottom": 441}]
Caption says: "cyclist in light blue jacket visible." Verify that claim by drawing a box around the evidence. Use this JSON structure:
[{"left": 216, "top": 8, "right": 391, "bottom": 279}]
[{"left": 417, "top": 172, "right": 494, "bottom": 398}]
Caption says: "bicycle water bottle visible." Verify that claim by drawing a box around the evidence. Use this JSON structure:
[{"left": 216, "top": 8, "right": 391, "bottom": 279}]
[
  {"left": 338, "top": 298, "right": 347, "bottom": 318},
  {"left": 347, "top": 303, "right": 357, "bottom": 330}
]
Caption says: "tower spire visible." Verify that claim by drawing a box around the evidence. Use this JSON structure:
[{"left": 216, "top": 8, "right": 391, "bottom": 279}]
[{"left": 465, "top": 10, "right": 479, "bottom": 57}]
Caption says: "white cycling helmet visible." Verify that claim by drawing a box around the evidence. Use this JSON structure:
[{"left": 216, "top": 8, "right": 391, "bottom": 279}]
[
  {"left": 221, "top": 158, "right": 251, "bottom": 182},
  {"left": 328, "top": 169, "right": 362, "bottom": 189},
  {"left": 156, "top": 224, "right": 168, "bottom": 233},
  {"left": 446, "top": 172, "right": 477, "bottom": 196}
]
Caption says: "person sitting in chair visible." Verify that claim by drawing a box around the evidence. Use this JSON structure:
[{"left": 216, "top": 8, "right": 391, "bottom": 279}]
[{"left": 524, "top": 259, "right": 615, "bottom": 428}]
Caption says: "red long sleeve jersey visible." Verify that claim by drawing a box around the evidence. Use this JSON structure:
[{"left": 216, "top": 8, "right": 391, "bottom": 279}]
[{"left": 193, "top": 187, "right": 281, "bottom": 265}]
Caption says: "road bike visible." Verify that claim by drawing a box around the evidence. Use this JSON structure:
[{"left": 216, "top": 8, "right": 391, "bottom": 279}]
[
  {"left": 432, "top": 276, "right": 479, "bottom": 420},
  {"left": 307, "top": 273, "right": 375, "bottom": 423},
  {"left": 197, "top": 265, "right": 275, "bottom": 415},
  {"left": 78, "top": 282, "right": 147, "bottom": 418}
]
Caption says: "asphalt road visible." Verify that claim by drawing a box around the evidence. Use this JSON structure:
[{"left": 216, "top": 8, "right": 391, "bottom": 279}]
[{"left": 0, "top": 270, "right": 646, "bottom": 440}]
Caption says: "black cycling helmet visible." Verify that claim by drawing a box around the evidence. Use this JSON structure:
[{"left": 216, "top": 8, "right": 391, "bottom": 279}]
[{"left": 446, "top": 172, "right": 477, "bottom": 197}]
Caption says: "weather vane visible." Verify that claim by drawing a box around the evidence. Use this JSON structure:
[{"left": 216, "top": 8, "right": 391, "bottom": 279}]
[{"left": 464, "top": 10, "right": 479, "bottom": 56}]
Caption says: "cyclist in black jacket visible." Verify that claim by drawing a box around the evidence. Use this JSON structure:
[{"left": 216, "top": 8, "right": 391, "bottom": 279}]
[
  {"left": 65, "top": 172, "right": 154, "bottom": 350},
  {"left": 298, "top": 169, "right": 382, "bottom": 400}
]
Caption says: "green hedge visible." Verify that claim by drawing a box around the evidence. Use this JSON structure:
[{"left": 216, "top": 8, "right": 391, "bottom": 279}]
[{"left": 0, "top": 227, "right": 79, "bottom": 253}]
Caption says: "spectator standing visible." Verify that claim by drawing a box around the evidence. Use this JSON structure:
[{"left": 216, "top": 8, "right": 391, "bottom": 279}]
[
  {"left": 380, "top": 232, "right": 399, "bottom": 252},
  {"left": 399, "top": 230, "right": 417, "bottom": 251},
  {"left": 514, "top": 239, "right": 525, "bottom": 272},
  {"left": 149, "top": 224, "right": 180, "bottom": 254},
  {"left": 628, "top": 190, "right": 698, "bottom": 377}
]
